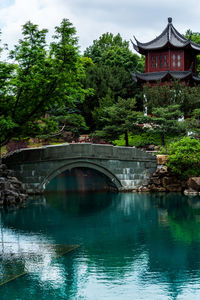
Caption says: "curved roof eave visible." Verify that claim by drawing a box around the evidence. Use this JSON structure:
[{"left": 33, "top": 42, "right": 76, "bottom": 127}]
[
  {"left": 134, "top": 70, "right": 200, "bottom": 82},
  {"left": 133, "top": 18, "right": 200, "bottom": 53}
]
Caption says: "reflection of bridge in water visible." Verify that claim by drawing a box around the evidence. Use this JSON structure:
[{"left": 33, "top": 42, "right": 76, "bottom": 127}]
[{"left": 3, "top": 143, "right": 157, "bottom": 193}]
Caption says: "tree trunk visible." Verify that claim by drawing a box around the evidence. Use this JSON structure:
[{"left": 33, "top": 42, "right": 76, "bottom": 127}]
[
  {"left": 161, "top": 132, "right": 165, "bottom": 146},
  {"left": 125, "top": 131, "right": 129, "bottom": 147}
]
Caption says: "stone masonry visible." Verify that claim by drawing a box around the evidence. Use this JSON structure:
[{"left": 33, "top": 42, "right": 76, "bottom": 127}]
[{"left": 3, "top": 143, "right": 157, "bottom": 194}]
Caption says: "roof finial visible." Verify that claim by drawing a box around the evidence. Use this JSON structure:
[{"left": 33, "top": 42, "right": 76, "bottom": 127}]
[{"left": 168, "top": 17, "right": 172, "bottom": 23}]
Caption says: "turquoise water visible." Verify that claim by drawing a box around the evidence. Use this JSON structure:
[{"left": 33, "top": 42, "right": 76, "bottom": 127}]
[{"left": 1, "top": 192, "right": 200, "bottom": 299}]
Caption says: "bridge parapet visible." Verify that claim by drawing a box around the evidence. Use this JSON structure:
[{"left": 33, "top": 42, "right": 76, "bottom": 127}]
[
  {"left": 3, "top": 143, "right": 157, "bottom": 193},
  {"left": 3, "top": 143, "right": 155, "bottom": 163}
]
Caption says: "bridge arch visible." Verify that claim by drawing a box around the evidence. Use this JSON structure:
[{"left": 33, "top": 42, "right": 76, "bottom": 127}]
[{"left": 40, "top": 160, "right": 122, "bottom": 192}]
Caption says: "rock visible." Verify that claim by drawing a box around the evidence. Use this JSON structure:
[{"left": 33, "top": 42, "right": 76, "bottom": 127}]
[
  {"left": 187, "top": 177, "right": 200, "bottom": 192},
  {"left": 20, "top": 193, "right": 28, "bottom": 201},
  {"left": 165, "top": 184, "right": 182, "bottom": 192},
  {"left": 151, "top": 177, "right": 161, "bottom": 185},
  {"left": 0, "top": 181, "right": 11, "bottom": 190},
  {"left": 156, "top": 155, "right": 168, "bottom": 165},
  {"left": 9, "top": 176, "right": 21, "bottom": 183},
  {"left": 148, "top": 165, "right": 185, "bottom": 193},
  {"left": 6, "top": 196, "right": 16, "bottom": 204},
  {"left": 184, "top": 188, "right": 199, "bottom": 195},
  {"left": 0, "top": 164, "right": 7, "bottom": 171},
  {"left": 0, "top": 177, "right": 6, "bottom": 182},
  {"left": 4, "top": 189, "right": 19, "bottom": 198},
  {"left": 152, "top": 186, "right": 166, "bottom": 192},
  {"left": 0, "top": 163, "right": 28, "bottom": 206},
  {"left": 158, "top": 166, "right": 168, "bottom": 175},
  {"left": 147, "top": 144, "right": 156, "bottom": 151},
  {"left": 138, "top": 186, "right": 150, "bottom": 192},
  {"left": 162, "top": 176, "right": 180, "bottom": 187}
]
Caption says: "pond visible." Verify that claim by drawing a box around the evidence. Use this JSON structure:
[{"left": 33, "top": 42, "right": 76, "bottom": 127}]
[{"left": 1, "top": 191, "right": 200, "bottom": 299}]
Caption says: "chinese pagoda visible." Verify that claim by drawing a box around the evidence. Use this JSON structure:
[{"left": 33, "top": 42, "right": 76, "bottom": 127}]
[{"left": 131, "top": 17, "right": 200, "bottom": 85}]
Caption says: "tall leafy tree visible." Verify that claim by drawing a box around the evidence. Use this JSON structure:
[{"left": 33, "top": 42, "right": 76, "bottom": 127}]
[
  {"left": 82, "top": 33, "right": 144, "bottom": 130},
  {"left": 0, "top": 19, "right": 89, "bottom": 146},
  {"left": 0, "top": 31, "right": 16, "bottom": 144}
]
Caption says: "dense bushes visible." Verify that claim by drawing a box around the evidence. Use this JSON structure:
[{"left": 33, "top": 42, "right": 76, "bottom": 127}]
[
  {"left": 167, "top": 137, "right": 200, "bottom": 179},
  {"left": 114, "top": 132, "right": 181, "bottom": 147}
]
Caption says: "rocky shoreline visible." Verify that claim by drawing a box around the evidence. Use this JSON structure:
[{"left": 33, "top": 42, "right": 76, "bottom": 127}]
[
  {"left": 138, "top": 165, "right": 200, "bottom": 196},
  {"left": 0, "top": 163, "right": 28, "bottom": 206}
]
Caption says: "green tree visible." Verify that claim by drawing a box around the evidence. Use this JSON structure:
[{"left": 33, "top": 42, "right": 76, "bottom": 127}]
[
  {"left": 95, "top": 97, "right": 142, "bottom": 146},
  {"left": 143, "top": 80, "right": 200, "bottom": 117},
  {"left": 185, "top": 29, "right": 200, "bottom": 73},
  {"left": 184, "top": 108, "right": 200, "bottom": 137},
  {"left": 138, "top": 104, "right": 184, "bottom": 146},
  {"left": 82, "top": 33, "right": 144, "bottom": 130},
  {"left": 0, "top": 19, "right": 89, "bottom": 146}
]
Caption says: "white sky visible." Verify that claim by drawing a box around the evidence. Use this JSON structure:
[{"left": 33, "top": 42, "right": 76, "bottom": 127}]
[{"left": 1, "top": 0, "right": 200, "bottom": 55}]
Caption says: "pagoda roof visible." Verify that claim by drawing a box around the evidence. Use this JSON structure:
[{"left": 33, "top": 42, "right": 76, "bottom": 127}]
[
  {"left": 131, "top": 70, "right": 200, "bottom": 83},
  {"left": 132, "top": 18, "right": 200, "bottom": 54}
]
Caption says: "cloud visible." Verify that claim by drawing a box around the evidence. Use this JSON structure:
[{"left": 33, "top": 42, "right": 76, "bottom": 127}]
[
  {"left": 1, "top": 0, "right": 200, "bottom": 56},
  {"left": 0, "top": 0, "right": 75, "bottom": 52}
]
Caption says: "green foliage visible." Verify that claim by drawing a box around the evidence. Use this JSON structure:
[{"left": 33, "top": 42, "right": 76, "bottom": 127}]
[
  {"left": 185, "top": 29, "right": 200, "bottom": 73},
  {"left": 138, "top": 104, "right": 185, "bottom": 145},
  {"left": 54, "top": 113, "right": 88, "bottom": 139},
  {"left": 95, "top": 97, "right": 142, "bottom": 146},
  {"left": 82, "top": 32, "right": 144, "bottom": 130},
  {"left": 184, "top": 108, "right": 200, "bottom": 138},
  {"left": 0, "top": 117, "right": 18, "bottom": 142},
  {"left": 0, "top": 19, "right": 90, "bottom": 145},
  {"left": 143, "top": 80, "right": 200, "bottom": 117},
  {"left": 84, "top": 33, "right": 144, "bottom": 70},
  {"left": 167, "top": 137, "right": 200, "bottom": 179},
  {"left": 114, "top": 132, "right": 180, "bottom": 147}
]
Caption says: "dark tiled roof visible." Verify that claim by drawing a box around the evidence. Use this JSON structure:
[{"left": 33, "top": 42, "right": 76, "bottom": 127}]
[
  {"left": 132, "top": 70, "right": 200, "bottom": 83},
  {"left": 132, "top": 18, "right": 200, "bottom": 53}
]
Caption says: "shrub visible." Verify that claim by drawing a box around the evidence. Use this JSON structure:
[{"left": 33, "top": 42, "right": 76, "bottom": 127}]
[{"left": 167, "top": 137, "right": 200, "bottom": 179}]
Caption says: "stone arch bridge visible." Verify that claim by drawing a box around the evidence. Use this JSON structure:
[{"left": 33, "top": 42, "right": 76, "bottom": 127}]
[{"left": 3, "top": 143, "right": 157, "bottom": 193}]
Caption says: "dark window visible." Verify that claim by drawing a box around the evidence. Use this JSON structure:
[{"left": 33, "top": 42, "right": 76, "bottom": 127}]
[
  {"left": 155, "top": 56, "right": 158, "bottom": 68},
  {"left": 151, "top": 56, "right": 154, "bottom": 69},
  {"left": 172, "top": 54, "right": 176, "bottom": 67},
  {"left": 177, "top": 54, "right": 181, "bottom": 67},
  {"left": 164, "top": 55, "right": 167, "bottom": 67},
  {"left": 159, "top": 56, "right": 162, "bottom": 68}
]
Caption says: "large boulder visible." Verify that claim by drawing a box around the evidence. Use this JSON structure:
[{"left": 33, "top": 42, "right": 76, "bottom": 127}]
[
  {"left": 0, "top": 163, "right": 28, "bottom": 206},
  {"left": 187, "top": 177, "right": 200, "bottom": 192}
]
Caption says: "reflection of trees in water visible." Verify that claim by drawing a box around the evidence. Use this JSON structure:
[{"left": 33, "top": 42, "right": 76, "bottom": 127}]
[
  {"left": 151, "top": 193, "right": 200, "bottom": 243},
  {"left": 1, "top": 193, "right": 200, "bottom": 298},
  {"left": 144, "top": 193, "right": 200, "bottom": 298}
]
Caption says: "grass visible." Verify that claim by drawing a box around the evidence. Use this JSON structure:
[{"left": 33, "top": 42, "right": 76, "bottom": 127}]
[
  {"left": 113, "top": 132, "right": 184, "bottom": 147},
  {"left": 0, "top": 146, "right": 7, "bottom": 157}
]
